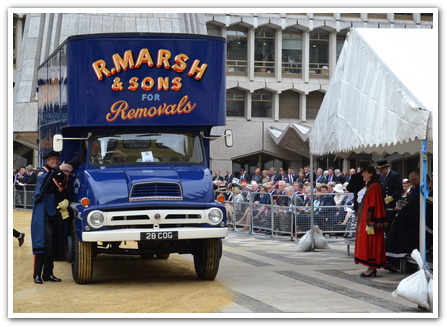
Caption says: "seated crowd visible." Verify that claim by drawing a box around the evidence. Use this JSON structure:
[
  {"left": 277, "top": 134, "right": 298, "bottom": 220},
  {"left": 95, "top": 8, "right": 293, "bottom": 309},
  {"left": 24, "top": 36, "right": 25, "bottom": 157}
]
[{"left": 212, "top": 166, "right": 356, "bottom": 239}]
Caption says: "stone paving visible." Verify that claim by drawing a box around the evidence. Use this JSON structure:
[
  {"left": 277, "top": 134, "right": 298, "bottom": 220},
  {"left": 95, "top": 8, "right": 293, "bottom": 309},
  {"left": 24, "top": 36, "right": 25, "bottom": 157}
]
[{"left": 212, "top": 230, "right": 435, "bottom": 317}]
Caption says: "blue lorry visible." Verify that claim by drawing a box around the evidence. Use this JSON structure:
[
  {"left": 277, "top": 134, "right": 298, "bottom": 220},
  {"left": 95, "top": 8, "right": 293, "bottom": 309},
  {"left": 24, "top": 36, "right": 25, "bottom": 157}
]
[{"left": 37, "top": 33, "right": 232, "bottom": 284}]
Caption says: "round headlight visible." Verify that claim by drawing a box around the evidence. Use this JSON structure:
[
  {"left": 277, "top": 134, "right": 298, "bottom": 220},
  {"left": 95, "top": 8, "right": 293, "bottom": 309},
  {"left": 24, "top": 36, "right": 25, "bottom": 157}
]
[
  {"left": 88, "top": 211, "right": 105, "bottom": 228},
  {"left": 208, "top": 208, "right": 223, "bottom": 225}
]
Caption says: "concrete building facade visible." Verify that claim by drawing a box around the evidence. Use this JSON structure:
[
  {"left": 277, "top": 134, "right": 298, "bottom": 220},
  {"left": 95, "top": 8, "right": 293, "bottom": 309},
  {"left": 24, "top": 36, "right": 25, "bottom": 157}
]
[{"left": 12, "top": 11, "right": 433, "bottom": 177}]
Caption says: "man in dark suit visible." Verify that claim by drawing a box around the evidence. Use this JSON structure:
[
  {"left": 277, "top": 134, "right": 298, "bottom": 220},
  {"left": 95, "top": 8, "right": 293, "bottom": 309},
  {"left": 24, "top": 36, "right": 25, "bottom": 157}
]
[
  {"left": 377, "top": 159, "right": 403, "bottom": 232},
  {"left": 314, "top": 184, "right": 337, "bottom": 228},
  {"left": 316, "top": 168, "right": 327, "bottom": 184},
  {"left": 377, "top": 159, "right": 403, "bottom": 209},
  {"left": 212, "top": 170, "right": 224, "bottom": 182},
  {"left": 269, "top": 167, "right": 281, "bottom": 182},
  {"left": 326, "top": 167, "right": 335, "bottom": 183},
  {"left": 385, "top": 171, "right": 421, "bottom": 268},
  {"left": 23, "top": 165, "right": 37, "bottom": 192},
  {"left": 344, "top": 168, "right": 356, "bottom": 183},
  {"left": 334, "top": 169, "right": 345, "bottom": 184},
  {"left": 239, "top": 169, "right": 250, "bottom": 182},
  {"left": 285, "top": 168, "right": 297, "bottom": 185},
  {"left": 303, "top": 166, "right": 316, "bottom": 184},
  {"left": 251, "top": 168, "right": 263, "bottom": 185},
  {"left": 224, "top": 170, "right": 234, "bottom": 184}
]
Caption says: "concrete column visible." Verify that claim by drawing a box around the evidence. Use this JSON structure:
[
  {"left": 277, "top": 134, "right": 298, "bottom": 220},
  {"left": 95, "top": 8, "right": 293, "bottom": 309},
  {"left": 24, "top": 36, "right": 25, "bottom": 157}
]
[
  {"left": 329, "top": 32, "right": 337, "bottom": 78},
  {"left": 299, "top": 92, "right": 307, "bottom": 122},
  {"left": 413, "top": 13, "right": 421, "bottom": 24},
  {"left": 275, "top": 29, "right": 282, "bottom": 82},
  {"left": 246, "top": 92, "right": 252, "bottom": 121},
  {"left": 342, "top": 159, "right": 349, "bottom": 173},
  {"left": 273, "top": 92, "right": 280, "bottom": 121},
  {"left": 33, "top": 148, "right": 39, "bottom": 168},
  {"left": 14, "top": 15, "right": 23, "bottom": 67},
  {"left": 41, "top": 13, "right": 53, "bottom": 60},
  {"left": 248, "top": 27, "right": 255, "bottom": 81},
  {"left": 302, "top": 31, "right": 309, "bottom": 83},
  {"left": 220, "top": 25, "right": 227, "bottom": 38}
]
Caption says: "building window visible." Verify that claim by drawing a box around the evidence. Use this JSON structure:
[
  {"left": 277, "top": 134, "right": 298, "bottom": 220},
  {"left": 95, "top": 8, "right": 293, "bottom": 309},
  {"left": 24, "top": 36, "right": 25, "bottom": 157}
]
[
  {"left": 226, "top": 25, "right": 248, "bottom": 74},
  {"left": 340, "top": 13, "right": 361, "bottom": 18},
  {"left": 421, "top": 13, "right": 434, "bottom": 21},
  {"left": 254, "top": 26, "right": 275, "bottom": 74},
  {"left": 306, "top": 91, "right": 325, "bottom": 119},
  {"left": 336, "top": 31, "right": 347, "bottom": 62},
  {"left": 252, "top": 89, "right": 272, "bottom": 118},
  {"left": 368, "top": 13, "right": 388, "bottom": 19},
  {"left": 394, "top": 13, "right": 414, "bottom": 20},
  {"left": 282, "top": 28, "right": 302, "bottom": 75},
  {"left": 309, "top": 28, "right": 329, "bottom": 76},
  {"left": 279, "top": 90, "right": 300, "bottom": 119},
  {"left": 206, "top": 23, "right": 220, "bottom": 37},
  {"left": 226, "top": 88, "right": 245, "bottom": 117}
]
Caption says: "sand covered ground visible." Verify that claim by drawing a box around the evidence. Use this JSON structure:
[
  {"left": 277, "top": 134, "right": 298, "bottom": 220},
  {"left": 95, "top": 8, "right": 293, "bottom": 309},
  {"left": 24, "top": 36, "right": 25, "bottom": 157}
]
[{"left": 11, "top": 209, "right": 232, "bottom": 315}]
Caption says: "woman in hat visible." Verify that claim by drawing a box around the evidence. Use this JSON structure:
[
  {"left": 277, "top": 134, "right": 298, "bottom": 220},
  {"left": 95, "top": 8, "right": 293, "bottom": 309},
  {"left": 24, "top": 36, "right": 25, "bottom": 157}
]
[
  {"left": 30, "top": 150, "right": 72, "bottom": 284},
  {"left": 354, "top": 166, "right": 387, "bottom": 277},
  {"left": 401, "top": 178, "right": 412, "bottom": 201}
]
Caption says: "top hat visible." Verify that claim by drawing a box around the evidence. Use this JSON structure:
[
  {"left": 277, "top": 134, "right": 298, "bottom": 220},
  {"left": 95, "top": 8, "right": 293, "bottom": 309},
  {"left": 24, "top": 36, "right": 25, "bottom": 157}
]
[
  {"left": 376, "top": 159, "right": 390, "bottom": 169},
  {"left": 43, "top": 150, "right": 60, "bottom": 159}
]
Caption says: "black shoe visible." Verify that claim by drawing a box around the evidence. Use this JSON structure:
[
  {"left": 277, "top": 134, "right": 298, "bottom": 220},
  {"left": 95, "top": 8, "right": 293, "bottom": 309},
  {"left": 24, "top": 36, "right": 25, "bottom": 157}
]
[
  {"left": 18, "top": 233, "right": 25, "bottom": 246},
  {"left": 384, "top": 264, "right": 398, "bottom": 273},
  {"left": 43, "top": 275, "right": 61, "bottom": 282},
  {"left": 34, "top": 275, "right": 43, "bottom": 284},
  {"left": 360, "top": 269, "right": 377, "bottom": 277}
]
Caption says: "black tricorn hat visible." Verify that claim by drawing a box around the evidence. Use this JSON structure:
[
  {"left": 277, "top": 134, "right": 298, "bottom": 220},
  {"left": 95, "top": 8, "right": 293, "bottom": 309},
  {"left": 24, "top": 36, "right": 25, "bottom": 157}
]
[
  {"left": 42, "top": 150, "right": 60, "bottom": 159},
  {"left": 376, "top": 159, "right": 390, "bottom": 169}
]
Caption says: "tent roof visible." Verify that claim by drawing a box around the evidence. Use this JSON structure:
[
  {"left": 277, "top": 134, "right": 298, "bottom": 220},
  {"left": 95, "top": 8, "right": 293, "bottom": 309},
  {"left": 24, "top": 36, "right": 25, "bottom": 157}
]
[
  {"left": 267, "top": 123, "right": 311, "bottom": 157},
  {"left": 309, "top": 28, "right": 436, "bottom": 156}
]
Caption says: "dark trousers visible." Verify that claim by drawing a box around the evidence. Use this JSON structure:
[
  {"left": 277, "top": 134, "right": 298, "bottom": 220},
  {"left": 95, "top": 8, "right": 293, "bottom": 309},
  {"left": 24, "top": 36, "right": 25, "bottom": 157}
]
[
  {"left": 33, "top": 216, "right": 55, "bottom": 278},
  {"left": 385, "top": 209, "right": 398, "bottom": 236},
  {"left": 13, "top": 229, "right": 21, "bottom": 238},
  {"left": 34, "top": 253, "right": 54, "bottom": 279}
]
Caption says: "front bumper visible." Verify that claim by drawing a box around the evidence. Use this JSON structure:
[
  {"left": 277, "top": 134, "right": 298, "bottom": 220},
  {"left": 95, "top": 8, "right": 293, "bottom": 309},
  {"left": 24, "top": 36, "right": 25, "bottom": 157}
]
[{"left": 82, "top": 227, "right": 228, "bottom": 242}]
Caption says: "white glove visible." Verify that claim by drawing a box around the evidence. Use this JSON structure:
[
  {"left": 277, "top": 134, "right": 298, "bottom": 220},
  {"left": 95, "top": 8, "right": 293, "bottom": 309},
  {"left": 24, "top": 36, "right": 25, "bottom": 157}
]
[
  {"left": 57, "top": 199, "right": 70, "bottom": 219},
  {"left": 59, "top": 162, "right": 73, "bottom": 174},
  {"left": 365, "top": 225, "right": 375, "bottom": 235},
  {"left": 384, "top": 196, "right": 394, "bottom": 204}
]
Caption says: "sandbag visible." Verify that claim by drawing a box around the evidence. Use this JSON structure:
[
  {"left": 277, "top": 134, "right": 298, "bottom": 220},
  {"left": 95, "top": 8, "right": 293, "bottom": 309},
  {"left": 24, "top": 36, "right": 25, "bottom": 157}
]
[
  {"left": 428, "top": 276, "right": 433, "bottom": 311},
  {"left": 297, "top": 225, "right": 330, "bottom": 252},
  {"left": 314, "top": 226, "right": 330, "bottom": 249},
  {"left": 297, "top": 229, "right": 312, "bottom": 252},
  {"left": 391, "top": 249, "right": 430, "bottom": 310}
]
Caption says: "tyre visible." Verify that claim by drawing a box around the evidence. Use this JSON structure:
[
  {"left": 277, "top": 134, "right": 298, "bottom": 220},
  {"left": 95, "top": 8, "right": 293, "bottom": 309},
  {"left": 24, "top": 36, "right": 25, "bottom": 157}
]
[
  {"left": 140, "top": 253, "right": 155, "bottom": 259},
  {"left": 138, "top": 242, "right": 154, "bottom": 259},
  {"left": 72, "top": 229, "right": 93, "bottom": 284},
  {"left": 156, "top": 241, "right": 170, "bottom": 259},
  {"left": 66, "top": 235, "right": 74, "bottom": 263},
  {"left": 156, "top": 253, "right": 170, "bottom": 259},
  {"left": 193, "top": 238, "right": 222, "bottom": 280}
]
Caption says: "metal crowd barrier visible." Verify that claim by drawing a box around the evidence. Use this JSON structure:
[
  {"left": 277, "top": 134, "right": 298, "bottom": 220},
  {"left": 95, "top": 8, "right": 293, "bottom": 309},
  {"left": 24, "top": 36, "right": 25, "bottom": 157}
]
[
  {"left": 13, "top": 184, "right": 35, "bottom": 209},
  {"left": 217, "top": 190, "right": 356, "bottom": 240}
]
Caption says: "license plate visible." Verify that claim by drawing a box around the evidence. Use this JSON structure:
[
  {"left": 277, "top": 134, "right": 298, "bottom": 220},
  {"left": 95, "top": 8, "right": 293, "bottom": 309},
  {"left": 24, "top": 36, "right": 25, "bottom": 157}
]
[{"left": 140, "top": 231, "right": 178, "bottom": 241}]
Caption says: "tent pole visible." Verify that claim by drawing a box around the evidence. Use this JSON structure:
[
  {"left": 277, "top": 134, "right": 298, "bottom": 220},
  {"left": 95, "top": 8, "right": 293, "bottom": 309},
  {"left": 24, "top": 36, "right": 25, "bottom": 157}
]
[
  {"left": 420, "top": 141, "right": 427, "bottom": 266},
  {"left": 310, "top": 154, "right": 315, "bottom": 251}
]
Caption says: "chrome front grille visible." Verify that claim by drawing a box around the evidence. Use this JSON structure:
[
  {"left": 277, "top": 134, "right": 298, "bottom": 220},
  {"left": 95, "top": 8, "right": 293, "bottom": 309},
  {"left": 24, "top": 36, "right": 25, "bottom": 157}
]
[{"left": 130, "top": 182, "right": 182, "bottom": 201}]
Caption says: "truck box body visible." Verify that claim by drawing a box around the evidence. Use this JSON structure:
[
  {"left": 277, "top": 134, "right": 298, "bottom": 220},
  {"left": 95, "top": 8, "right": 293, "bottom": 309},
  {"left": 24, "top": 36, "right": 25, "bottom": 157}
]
[{"left": 37, "top": 33, "right": 228, "bottom": 283}]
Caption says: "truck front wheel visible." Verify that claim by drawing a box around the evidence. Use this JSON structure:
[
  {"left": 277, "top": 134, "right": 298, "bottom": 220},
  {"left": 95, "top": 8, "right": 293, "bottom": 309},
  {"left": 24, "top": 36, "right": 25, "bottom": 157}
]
[
  {"left": 193, "top": 238, "right": 222, "bottom": 280},
  {"left": 72, "top": 231, "right": 93, "bottom": 284}
]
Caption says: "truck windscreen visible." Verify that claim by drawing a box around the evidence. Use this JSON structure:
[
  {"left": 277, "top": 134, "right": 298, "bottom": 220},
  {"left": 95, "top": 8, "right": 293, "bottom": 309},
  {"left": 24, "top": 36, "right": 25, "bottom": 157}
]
[{"left": 89, "top": 132, "right": 204, "bottom": 165}]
